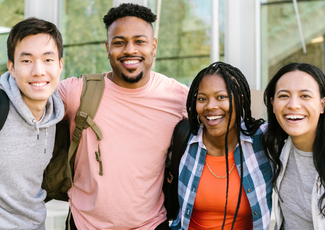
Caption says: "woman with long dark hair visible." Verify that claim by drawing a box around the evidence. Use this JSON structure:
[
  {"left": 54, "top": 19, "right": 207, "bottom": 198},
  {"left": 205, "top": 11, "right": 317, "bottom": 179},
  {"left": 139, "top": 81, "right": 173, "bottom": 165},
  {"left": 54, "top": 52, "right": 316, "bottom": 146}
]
[
  {"left": 263, "top": 62, "right": 325, "bottom": 229},
  {"left": 171, "top": 61, "right": 273, "bottom": 230}
]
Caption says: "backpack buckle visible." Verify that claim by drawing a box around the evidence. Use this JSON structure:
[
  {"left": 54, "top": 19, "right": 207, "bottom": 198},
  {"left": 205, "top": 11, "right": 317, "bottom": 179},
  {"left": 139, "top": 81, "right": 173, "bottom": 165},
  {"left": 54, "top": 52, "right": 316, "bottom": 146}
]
[
  {"left": 167, "top": 172, "right": 174, "bottom": 183},
  {"left": 76, "top": 111, "right": 88, "bottom": 120}
]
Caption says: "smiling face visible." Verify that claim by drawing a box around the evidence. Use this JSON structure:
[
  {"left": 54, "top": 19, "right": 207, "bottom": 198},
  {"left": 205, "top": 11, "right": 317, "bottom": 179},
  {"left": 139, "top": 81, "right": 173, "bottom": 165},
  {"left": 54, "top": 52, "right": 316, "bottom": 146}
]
[
  {"left": 196, "top": 74, "right": 237, "bottom": 141},
  {"left": 105, "top": 16, "right": 157, "bottom": 89},
  {"left": 7, "top": 33, "right": 63, "bottom": 112},
  {"left": 271, "top": 70, "right": 325, "bottom": 149}
]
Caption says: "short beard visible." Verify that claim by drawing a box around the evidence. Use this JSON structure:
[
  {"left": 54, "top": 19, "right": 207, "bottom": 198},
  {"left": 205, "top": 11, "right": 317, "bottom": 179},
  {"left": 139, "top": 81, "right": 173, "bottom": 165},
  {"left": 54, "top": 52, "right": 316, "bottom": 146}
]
[{"left": 122, "top": 72, "right": 143, "bottom": 83}]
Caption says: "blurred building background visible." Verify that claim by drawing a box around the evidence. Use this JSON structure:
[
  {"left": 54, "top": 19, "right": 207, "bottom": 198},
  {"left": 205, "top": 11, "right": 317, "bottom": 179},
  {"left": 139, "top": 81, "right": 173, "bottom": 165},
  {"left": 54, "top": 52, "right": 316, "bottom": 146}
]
[
  {"left": 1, "top": 0, "right": 325, "bottom": 118},
  {"left": 1, "top": 0, "right": 324, "bottom": 119},
  {"left": 0, "top": 0, "right": 324, "bottom": 228}
]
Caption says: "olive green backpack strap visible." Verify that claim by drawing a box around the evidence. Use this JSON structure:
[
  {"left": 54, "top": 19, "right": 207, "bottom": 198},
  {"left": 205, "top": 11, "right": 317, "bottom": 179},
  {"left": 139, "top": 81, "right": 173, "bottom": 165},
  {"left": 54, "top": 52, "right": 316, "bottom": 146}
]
[
  {"left": 66, "top": 73, "right": 105, "bottom": 230},
  {"left": 67, "top": 73, "right": 105, "bottom": 185}
]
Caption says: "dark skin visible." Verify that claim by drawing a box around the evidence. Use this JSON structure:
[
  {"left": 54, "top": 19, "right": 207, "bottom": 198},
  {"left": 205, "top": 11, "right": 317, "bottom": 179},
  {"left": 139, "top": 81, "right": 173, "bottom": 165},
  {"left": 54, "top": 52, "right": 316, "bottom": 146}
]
[
  {"left": 105, "top": 16, "right": 157, "bottom": 89},
  {"left": 196, "top": 74, "right": 238, "bottom": 157}
]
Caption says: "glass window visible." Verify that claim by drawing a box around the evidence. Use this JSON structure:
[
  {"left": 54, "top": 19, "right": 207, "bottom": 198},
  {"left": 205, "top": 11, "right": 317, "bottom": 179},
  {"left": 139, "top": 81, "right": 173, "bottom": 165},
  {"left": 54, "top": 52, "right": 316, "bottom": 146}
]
[
  {"left": 0, "top": 0, "right": 24, "bottom": 75},
  {"left": 261, "top": 1, "right": 325, "bottom": 89},
  {"left": 61, "top": 0, "right": 113, "bottom": 79},
  {"left": 148, "top": 0, "right": 224, "bottom": 85},
  {"left": 261, "top": 0, "right": 292, "bottom": 3}
]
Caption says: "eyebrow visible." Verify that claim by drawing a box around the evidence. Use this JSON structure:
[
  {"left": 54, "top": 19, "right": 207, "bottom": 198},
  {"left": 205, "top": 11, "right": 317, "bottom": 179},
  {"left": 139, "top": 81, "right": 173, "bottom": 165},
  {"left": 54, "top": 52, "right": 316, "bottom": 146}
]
[
  {"left": 111, "top": 35, "right": 148, "bottom": 40},
  {"left": 197, "top": 90, "right": 228, "bottom": 96},
  {"left": 276, "top": 89, "right": 313, "bottom": 95},
  {"left": 19, "top": 51, "right": 56, "bottom": 57}
]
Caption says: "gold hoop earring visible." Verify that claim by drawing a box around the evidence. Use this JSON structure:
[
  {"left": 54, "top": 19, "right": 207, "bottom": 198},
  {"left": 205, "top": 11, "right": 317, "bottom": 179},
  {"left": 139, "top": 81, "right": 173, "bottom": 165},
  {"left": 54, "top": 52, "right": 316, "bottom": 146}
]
[{"left": 197, "top": 115, "right": 201, "bottom": 124}]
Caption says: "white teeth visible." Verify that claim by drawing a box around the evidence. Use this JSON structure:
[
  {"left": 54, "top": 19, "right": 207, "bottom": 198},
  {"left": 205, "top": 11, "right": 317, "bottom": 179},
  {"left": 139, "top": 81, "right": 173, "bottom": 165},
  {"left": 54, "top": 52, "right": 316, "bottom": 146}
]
[
  {"left": 30, "top": 82, "right": 47, "bottom": 87},
  {"left": 285, "top": 115, "right": 304, "bottom": 120},
  {"left": 207, "top": 116, "right": 223, "bottom": 121},
  {"left": 124, "top": 60, "right": 139, "bottom": 64}
]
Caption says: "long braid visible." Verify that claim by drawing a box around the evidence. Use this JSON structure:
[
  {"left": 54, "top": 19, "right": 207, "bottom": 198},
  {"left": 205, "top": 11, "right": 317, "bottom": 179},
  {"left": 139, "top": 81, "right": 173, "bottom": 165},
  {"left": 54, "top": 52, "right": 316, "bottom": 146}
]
[
  {"left": 223, "top": 64, "right": 261, "bottom": 229},
  {"left": 219, "top": 67, "right": 233, "bottom": 229},
  {"left": 186, "top": 61, "right": 265, "bottom": 229},
  {"left": 222, "top": 67, "right": 244, "bottom": 230},
  {"left": 229, "top": 79, "right": 245, "bottom": 230},
  {"left": 187, "top": 67, "right": 209, "bottom": 135}
]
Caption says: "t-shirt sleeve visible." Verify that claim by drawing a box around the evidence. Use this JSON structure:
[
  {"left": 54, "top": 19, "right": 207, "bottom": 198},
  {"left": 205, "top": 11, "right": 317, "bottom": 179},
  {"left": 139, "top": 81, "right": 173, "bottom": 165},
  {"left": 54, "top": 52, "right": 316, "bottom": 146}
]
[
  {"left": 58, "top": 77, "right": 83, "bottom": 121},
  {"left": 181, "top": 84, "right": 189, "bottom": 119}
]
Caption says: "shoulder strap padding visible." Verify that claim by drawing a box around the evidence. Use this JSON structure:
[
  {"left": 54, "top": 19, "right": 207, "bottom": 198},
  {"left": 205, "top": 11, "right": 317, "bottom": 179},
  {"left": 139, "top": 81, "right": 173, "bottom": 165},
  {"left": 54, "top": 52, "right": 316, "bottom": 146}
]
[
  {"left": 0, "top": 89, "right": 9, "bottom": 130},
  {"left": 79, "top": 74, "right": 105, "bottom": 119},
  {"left": 68, "top": 73, "right": 105, "bottom": 167}
]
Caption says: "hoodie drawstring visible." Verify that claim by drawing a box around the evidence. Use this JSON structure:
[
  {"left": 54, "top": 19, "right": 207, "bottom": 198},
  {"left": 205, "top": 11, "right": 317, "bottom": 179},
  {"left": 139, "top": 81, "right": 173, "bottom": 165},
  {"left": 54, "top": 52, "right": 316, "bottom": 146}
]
[
  {"left": 33, "top": 119, "right": 40, "bottom": 140},
  {"left": 33, "top": 119, "right": 48, "bottom": 154},
  {"left": 44, "top": 127, "right": 48, "bottom": 154}
]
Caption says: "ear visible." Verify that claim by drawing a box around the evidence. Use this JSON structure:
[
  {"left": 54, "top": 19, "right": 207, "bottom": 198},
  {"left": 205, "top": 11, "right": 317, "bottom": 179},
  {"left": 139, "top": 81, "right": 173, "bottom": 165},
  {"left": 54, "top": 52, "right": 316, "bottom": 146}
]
[
  {"left": 7, "top": 60, "right": 15, "bottom": 78},
  {"left": 59, "top": 57, "right": 63, "bottom": 73},
  {"left": 270, "top": 97, "right": 274, "bottom": 113},
  {"left": 321, "top": 97, "right": 325, "bottom": 114},
  {"left": 105, "top": 41, "right": 109, "bottom": 58},
  {"left": 153, "top": 38, "right": 157, "bottom": 57}
]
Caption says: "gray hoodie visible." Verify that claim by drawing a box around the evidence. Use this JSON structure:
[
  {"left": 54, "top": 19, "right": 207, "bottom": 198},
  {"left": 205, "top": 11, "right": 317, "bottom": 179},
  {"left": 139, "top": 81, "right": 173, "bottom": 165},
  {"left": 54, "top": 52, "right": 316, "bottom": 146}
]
[{"left": 0, "top": 71, "right": 64, "bottom": 230}]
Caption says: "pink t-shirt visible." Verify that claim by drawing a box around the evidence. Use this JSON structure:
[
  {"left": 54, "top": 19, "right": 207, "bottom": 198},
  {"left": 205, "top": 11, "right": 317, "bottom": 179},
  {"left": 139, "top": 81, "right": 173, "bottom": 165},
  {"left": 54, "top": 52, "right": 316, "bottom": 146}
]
[{"left": 59, "top": 72, "right": 188, "bottom": 230}]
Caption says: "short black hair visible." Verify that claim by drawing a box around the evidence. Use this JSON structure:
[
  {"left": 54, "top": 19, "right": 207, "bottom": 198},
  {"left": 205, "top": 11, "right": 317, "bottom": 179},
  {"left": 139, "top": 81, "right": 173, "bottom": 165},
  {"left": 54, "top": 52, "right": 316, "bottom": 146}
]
[
  {"left": 7, "top": 17, "right": 63, "bottom": 64},
  {"left": 103, "top": 3, "right": 157, "bottom": 31}
]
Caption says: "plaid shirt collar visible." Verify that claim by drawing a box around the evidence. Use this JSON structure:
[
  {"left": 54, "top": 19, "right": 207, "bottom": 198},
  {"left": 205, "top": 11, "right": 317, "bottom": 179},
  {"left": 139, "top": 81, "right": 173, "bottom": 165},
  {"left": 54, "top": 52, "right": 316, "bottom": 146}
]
[
  {"left": 171, "top": 122, "right": 272, "bottom": 230},
  {"left": 189, "top": 124, "right": 253, "bottom": 149}
]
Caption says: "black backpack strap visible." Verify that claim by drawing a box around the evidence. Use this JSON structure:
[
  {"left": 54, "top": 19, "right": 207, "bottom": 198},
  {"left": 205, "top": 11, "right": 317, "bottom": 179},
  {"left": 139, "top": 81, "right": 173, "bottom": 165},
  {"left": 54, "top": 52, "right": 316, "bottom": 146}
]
[
  {"left": 0, "top": 89, "right": 9, "bottom": 130},
  {"left": 170, "top": 118, "right": 190, "bottom": 181},
  {"left": 164, "top": 118, "right": 190, "bottom": 220}
]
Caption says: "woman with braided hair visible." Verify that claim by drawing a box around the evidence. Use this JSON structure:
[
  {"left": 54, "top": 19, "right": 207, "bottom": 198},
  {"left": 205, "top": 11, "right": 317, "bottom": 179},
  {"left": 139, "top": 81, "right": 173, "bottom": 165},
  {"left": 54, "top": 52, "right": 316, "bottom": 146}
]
[{"left": 170, "top": 61, "right": 273, "bottom": 230}]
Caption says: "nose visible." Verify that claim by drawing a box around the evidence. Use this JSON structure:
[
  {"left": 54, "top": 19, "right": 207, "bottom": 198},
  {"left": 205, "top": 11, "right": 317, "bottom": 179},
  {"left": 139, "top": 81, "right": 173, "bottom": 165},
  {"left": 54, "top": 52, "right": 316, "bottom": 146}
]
[
  {"left": 205, "top": 99, "right": 219, "bottom": 110},
  {"left": 123, "top": 42, "right": 137, "bottom": 55},
  {"left": 31, "top": 61, "right": 46, "bottom": 77},
  {"left": 287, "top": 96, "right": 301, "bottom": 110}
]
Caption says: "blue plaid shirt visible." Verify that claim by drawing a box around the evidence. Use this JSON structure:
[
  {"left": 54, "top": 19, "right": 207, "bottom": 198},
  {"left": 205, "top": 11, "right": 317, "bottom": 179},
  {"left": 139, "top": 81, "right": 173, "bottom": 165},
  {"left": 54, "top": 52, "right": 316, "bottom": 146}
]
[{"left": 171, "top": 122, "right": 273, "bottom": 230}]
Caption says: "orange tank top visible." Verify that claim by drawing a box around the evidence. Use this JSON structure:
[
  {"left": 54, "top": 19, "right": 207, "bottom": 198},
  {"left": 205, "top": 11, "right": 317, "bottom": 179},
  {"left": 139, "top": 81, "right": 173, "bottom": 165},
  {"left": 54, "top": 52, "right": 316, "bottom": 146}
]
[{"left": 189, "top": 150, "right": 253, "bottom": 230}]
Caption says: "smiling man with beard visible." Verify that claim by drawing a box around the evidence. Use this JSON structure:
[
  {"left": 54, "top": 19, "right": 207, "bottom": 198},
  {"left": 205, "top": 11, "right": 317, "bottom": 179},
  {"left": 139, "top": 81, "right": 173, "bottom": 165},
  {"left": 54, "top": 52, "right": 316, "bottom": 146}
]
[{"left": 59, "top": 3, "right": 189, "bottom": 230}]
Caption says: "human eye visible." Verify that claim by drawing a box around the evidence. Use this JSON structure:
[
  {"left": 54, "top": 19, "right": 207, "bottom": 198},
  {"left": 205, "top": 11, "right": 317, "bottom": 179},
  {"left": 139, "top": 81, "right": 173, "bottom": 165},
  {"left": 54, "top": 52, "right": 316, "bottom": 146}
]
[
  {"left": 21, "top": 60, "right": 31, "bottom": 63},
  {"left": 113, "top": 40, "right": 124, "bottom": 46},
  {"left": 45, "top": 59, "right": 54, "bottom": 63},
  {"left": 277, "top": 94, "right": 288, "bottom": 99},
  {"left": 197, "top": 96, "right": 206, "bottom": 102},
  {"left": 135, "top": 39, "right": 146, "bottom": 44},
  {"left": 217, "top": 94, "right": 228, "bottom": 100},
  {"left": 301, "top": 94, "right": 311, "bottom": 99}
]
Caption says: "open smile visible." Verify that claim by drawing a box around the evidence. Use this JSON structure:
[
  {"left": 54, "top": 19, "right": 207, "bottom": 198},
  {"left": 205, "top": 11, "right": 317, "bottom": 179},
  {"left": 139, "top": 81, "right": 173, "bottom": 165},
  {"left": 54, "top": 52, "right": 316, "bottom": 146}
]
[
  {"left": 206, "top": 115, "right": 224, "bottom": 121},
  {"left": 123, "top": 60, "right": 140, "bottom": 64},
  {"left": 118, "top": 57, "right": 144, "bottom": 70},
  {"left": 204, "top": 115, "right": 225, "bottom": 126},
  {"left": 285, "top": 114, "right": 305, "bottom": 121},
  {"left": 30, "top": 82, "right": 48, "bottom": 87}
]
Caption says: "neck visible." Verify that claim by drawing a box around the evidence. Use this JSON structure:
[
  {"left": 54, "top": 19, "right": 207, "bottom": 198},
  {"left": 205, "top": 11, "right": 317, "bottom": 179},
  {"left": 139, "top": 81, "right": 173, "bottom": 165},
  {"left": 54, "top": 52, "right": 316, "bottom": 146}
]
[
  {"left": 24, "top": 100, "right": 47, "bottom": 122},
  {"left": 291, "top": 134, "right": 315, "bottom": 152},
  {"left": 203, "top": 128, "right": 238, "bottom": 157}
]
